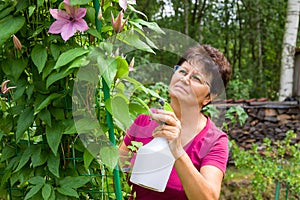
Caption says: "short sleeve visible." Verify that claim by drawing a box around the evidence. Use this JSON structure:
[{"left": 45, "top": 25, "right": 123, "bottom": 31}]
[
  {"left": 200, "top": 134, "right": 228, "bottom": 173},
  {"left": 123, "top": 114, "right": 156, "bottom": 147}
]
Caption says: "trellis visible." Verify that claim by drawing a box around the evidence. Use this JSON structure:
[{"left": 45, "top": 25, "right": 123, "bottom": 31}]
[{"left": 0, "top": 87, "right": 122, "bottom": 199}]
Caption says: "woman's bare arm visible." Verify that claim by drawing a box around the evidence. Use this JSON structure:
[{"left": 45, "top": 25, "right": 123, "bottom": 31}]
[{"left": 175, "top": 153, "right": 224, "bottom": 200}]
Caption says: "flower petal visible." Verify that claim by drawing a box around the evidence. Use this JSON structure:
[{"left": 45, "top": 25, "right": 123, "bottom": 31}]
[
  {"left": 73, "top": 19, "right": 89, "bottom": 32},
  {"left": 50, "top": 8, "right": 70, "bottom": 21},
  {"left": 128, "top": 0, "right": 136, "bottom": 5},
  {"left": 49, "top": 20, "right": 69, "bottom": 34},
  {"left": 111, "top": 12, "right": 116, "bottom": 25},
  {"left": 61, "top": 22, "right": 77, "bottom": 41},
  {"left": 119, "top": 0, "right": 127, "bottom": 11},
  {"left": 50, "top": 9, "right": 59, "bottom": 19},
  {"left": 64, "top": 0, "right": 70, "bottom": 5},
  {"left": 75, "top": 8, "right": 87, "bottom": 19},
  {"left": 64, "top": 3, "right": 73, "bottom": 15},
  {"left": 1, "top": 80, "right": 9, "bottom": 93}
]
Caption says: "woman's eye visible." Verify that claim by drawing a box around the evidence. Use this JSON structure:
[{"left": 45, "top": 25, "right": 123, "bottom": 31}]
[
  {"left": 191, "top": 75, "right": 202, "bottom": 83},
  {"left": 179, "top": 69, "right": 187, "bottom": 75}
]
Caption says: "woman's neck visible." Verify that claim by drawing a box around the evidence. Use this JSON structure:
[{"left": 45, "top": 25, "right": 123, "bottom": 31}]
[
  {"left": 170, "top": 98, "right": 203, "bottom": 120},
  {"left": 171, "top": 99, "right": 207, "bottom": 146}
]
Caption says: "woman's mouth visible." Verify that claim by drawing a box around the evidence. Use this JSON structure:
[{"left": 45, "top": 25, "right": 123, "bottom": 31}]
[{"left": 174, "top": 85, "right": 188, "bottom": 93}]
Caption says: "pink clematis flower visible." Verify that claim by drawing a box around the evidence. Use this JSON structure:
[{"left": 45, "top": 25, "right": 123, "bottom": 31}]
[
  {"left": 1, "top": 80, "right": 16, "bottom": 94},
  {"left": 48, "top": 0, "right": 89, "bottom": 41}
]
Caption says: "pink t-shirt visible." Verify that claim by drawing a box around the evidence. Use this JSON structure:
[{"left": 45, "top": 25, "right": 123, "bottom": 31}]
[{"left": 124, "top": 114, "right": 228, "bottom": 200}]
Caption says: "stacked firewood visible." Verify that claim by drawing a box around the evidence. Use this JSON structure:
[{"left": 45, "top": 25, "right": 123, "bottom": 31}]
[{"left": 215, "top": 101, "right": 300, "bottom": 150}]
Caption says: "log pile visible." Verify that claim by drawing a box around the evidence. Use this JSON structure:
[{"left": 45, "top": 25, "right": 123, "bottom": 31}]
[{"left": 214, "top": 101, "right": 300, "bottom": 150}]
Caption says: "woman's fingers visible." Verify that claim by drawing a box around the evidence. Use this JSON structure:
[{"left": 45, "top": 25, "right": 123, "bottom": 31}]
[
  {"left": 151, "top": 110, "right": 179, "bottom": 126},
  {"left": 153, "top": 124, "right": 180, "bottom": 140}
]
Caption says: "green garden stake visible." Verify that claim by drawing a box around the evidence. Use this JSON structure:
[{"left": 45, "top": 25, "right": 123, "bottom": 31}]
[
  {"left": 275, "top": 180, "right": 280, "bottom": 200},
  {"left": 285, "top": 171, "right": 290, "bottom": 200},
  {"left": 93, "top": 1, "right": 122, "bottom": 199}
]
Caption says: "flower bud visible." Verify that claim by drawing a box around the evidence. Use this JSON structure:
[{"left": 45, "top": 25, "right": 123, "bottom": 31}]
[
  {"left": 97, "top": 6, "right": 103, "bottom": 20},
  {"left": 12, "top": 35, "right": 22, "bottom": 51},
  {"left": 1, "top": 80, "right": 16, "bottom": 94},
  {"left": 129, "top": 57, "right": 135, "bottom": 71},
  {"left": 111, "top": 11, "right": 128, "bottom": 33}
]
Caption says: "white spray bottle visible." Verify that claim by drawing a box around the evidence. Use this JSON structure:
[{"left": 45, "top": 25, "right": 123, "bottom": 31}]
[{"left": 130, "top": 99, "right": 175, "bottom": 192}]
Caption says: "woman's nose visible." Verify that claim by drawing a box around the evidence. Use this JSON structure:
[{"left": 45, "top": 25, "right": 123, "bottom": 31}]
[{"left": 180, "top": 75, "right": 190, "bottom": 84}]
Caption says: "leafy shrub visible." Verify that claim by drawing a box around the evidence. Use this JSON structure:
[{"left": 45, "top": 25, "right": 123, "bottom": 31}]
[
  {"left": 226, "top": 71, "right": 253, "bottom": 100},
  {"left": 231, "top": 130, "right": 300, "bottom": 199},
  {"left": 0, "top": 0, "right": 163, "bottom": 199}
]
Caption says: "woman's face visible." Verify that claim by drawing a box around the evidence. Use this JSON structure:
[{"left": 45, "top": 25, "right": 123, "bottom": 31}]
[{"left": 169, "top": 61, "right": 211, "bottom": 108}]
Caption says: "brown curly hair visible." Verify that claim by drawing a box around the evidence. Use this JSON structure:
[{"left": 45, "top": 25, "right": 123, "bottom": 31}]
[
  {"left": 202, "top": 44, "right": 231, "bottom": 88},
  {"left": 177, "top": 44, "right": 231, "bottom": 96}
]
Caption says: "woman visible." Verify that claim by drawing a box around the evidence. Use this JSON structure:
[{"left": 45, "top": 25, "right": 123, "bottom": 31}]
[{"left": 119, "top": 44, "right": 231, "bottom": 200}]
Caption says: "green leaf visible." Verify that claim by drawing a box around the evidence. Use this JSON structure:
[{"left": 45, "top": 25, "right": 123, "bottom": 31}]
[
  {"left": 31, "top": 145, "right": 48, "bottom": 167},
  {"left": 100, "top": 146, "right": 119, "bottom": 170},
  {"left": 37, "top": 109, "right": 52, "bottom": 127},
  {"left": 63, "top": 122, "right": 77, "bottom": 135},
  {"left": 99, "top": 42, "right": 113, "bottom": 55},
  {"left": 163, "top": 102, "right": 174, "bottom": 112},
  {"left": 127, "top": 5, "right": 148, "bottom": 20},
  {"left": 47, "top": 152, "right": 60, "bottom": 177},
  {"left": 117, "top": 32, "right": 155, "bottom": 54},
  {"left": 0, "top": 15, "right": 25, "bottom": 46},
  {"left": 31, "top": 45, "right": 48, "bottom": 73},
  {"left": 46, "top": 69, "right": 73, "bottom": 88},
  {"left": 59, "top": 176, "right": 90, "bottom": 189},
  {"left": 42, "top": 60, "right": 56, "bottom": 80},
  {"left": 83, "top": 149, "right": 94, "bottom": 170},
  {"left": 129, "top": 102, "right": 149, "bottom": 117},
  {"left": 12, "top": 79, "right": 26, "bottom": 101},
  {"left": 54, "top": 48, "right": 89, "bottom": 70},
  {"left": 26, "top": 84, "right": 35, "bottom": 100},
  {"left": 97, "top": 56, "right": 117, "bottom": 89},
  {"left": 28, "top": 176, "right": 45, "bottom": 185},
  {"left": 50, "top": 44, "right": 61, "bottom": 60},
  {"left": 57, "top": 187, "right": 78, "bottom": 198},
  {"left": 24, "top": 183, "right": 43, "bottom": 200},
  {"left": 42, "top": 184, "right": 52, "bottom": 200},
  {"left": 34, "top": 93, "right": 62, "bottom": 115},
  {"left": 16, "top": 107, "right": 34, "bottom": 142},
  {"left": 87, "top": 27, "right": 101, "bottom": 39},
  {"left": 49, "top": 187, "right": 56, "bottom": 200},
  {"left": 75, "top": 63, "right": 99, "bottom": 83},
  {"left": 15, "top": 146, "right": 33, "bottom": 172},
  {"left": 0, "top": 6, "right": 15, "bottom": 20},
  {"left": 50, "top": 108, "right": 65, "bottom": 120},
  {"left": 28, "top": 26, "right": 44, "bottom": 39},
  {"left": 69, "top": 0, "right": 92, "bottom": 5},
  {"left": 1, "top": 58, "right": 28, "bottom": 82},
  {"left": 28, "top": 6, "right": 36, "bottom": 17},
  {"left": 116, "top": 56, "right": 129, "bottom": 79},
  {"left": 16, "top": 0, "right": 29, "bottom": 12},
  {"left": 0, "top": 145, "right": 15, "bottom": 161},
  {"left": 111, "top": 96, "right": 132, "bottom": 129},
  {"left": 46, "top": 124, "right": 63, "bottom": 155},
  {"left": 37, "top": 0, "right": 44, "bottom": 7},
  {"left": 74, "top": 117, "right": 100, "bottom": 134},
  {"left": 132, "top": 19, "right": 165, "bottom": 34},
  {"left": 66, "top": 56, "right": 89, "bottom": 71}
]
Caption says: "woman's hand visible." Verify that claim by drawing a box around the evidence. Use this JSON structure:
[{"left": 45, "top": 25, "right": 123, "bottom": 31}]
[{"left": 151, "top": 109, "right": 185, "bottom": 159}]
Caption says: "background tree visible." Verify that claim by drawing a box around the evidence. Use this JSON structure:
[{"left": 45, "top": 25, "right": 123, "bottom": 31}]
[
  {"left": 136, "top": 0, "right": 298, "bottom": 100},
  {"left": 279, "top": 0, "right": 300, "bottom": 101}
]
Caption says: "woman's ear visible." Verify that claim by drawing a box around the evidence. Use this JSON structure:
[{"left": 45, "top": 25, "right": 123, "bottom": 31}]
[{"left": 203, "top": 93, "right": 217, "bottom": 107}]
